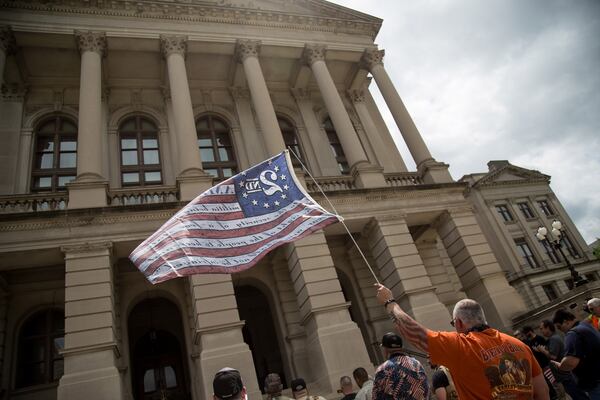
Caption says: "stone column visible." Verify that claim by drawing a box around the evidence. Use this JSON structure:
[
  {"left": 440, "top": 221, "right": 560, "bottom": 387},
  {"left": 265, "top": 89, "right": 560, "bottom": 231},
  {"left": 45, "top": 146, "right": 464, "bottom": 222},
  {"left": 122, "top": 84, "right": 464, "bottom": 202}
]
[
  {"left": 435, "top": 209, "right": 527, "bottom": 330},
  {"left": 303, "top": 44, "right": 385, "bottom": 188},
  {"left": 229, "top": 86, "right": 267, "bottom": 166},
  {"left": 188, "top": 274, "right": 260, "bottom": 399},
  {"left": 0, "top": 276, "right": 7, "bottom": 386},
  {"left": 0, "top": 26, "right": 16, "bottom": 85},
  {"left": 68, "top": 31, "right": 108, "bottom": 209},
  {"left": 58, "top": 242, "right": 122, "bottom": 400},
  {"left": 235, "top": 40, "right": 285, "bottom": 157},
  {"left": 366, "top": 216, "right": 452, "bottom": 332},
  {"left": 291, "top": 88, "right": 338, "bottom": 176},
  {"left": 1, "top": 84, "right": 27, "bottom": 194},
  {"left": 361, "top": 49, "right": 452, "bottom": 184},
  {"left": 285, "top": 232, "right": 372, "bottom": 392},
  {"left": 160, "top": 35, "right": 212, "bottom": 201}
]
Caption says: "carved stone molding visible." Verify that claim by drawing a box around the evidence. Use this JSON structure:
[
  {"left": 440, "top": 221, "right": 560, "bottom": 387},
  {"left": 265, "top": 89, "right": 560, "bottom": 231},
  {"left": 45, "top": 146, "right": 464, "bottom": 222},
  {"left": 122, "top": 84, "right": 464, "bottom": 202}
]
[
  {"left": 228, "top": 86, "right": 250, "bottom": 100},
  {"left": 302, "top": 44, "right": 326, "bottom": 66},
  {"left": 290, "top": 87, "right": 311, "bottom": 102},
  {"left": 361, "top": 48, "right": 385, "bottom": 71},
  {"left": 53, "top": 89, "right": 64, "bottom": 111},
  {"left": 347, "top": 89, "right": 365, "bottom": 103},
  {"left": 0, "top": 26, "right": 16, "bottom": 54},
  {"left": 131, "top": 89, "right": 142, "bottom": 109},
  {"left": 75, "top": 30, "right": 107, "bottom": 56},
  {"left": 1, "top": 83, "right": 28, "bottom": 101},
  {"left": 61, "top": 241, "right": 113, "bottom": 255},
  {"left": 161, "top": 86, "right": 171, "bottom": 102},
  {"left": 235, "top": 39, "right": 261, "bottom": 63},
  {"left": 160, "top": 35, "right": 187, "bottom": 59}
]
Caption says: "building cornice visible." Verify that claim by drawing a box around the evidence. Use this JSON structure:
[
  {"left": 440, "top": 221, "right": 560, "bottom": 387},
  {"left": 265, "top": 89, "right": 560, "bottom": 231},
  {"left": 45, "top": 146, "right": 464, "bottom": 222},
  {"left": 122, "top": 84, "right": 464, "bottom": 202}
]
[{"left": 0, "top": 0, "right": 382, "bottom": 39}]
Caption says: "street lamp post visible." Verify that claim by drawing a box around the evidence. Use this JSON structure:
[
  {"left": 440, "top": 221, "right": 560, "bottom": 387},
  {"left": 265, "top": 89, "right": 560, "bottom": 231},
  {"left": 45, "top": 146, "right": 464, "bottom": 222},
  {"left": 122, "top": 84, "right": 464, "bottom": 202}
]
[{"left": 536, "top": 220, "right": 588, "bottom": 288}]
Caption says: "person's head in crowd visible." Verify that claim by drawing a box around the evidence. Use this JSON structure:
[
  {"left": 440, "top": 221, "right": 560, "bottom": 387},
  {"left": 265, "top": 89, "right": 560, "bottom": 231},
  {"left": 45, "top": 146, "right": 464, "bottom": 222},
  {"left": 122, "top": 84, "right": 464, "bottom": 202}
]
[
  {"left": 213, "top": 367, "right": 246, "bottom": 400},
  {"left": 264, "top": 373, "right": 284, "bottom": 397},
  {"left": 339, "top": 375, "right": 354, "bottom": 395},
  {"left": 451, "top": 299, "right": 488, "bottom": 333},
  {"left": 291, "top": 378, "right": 308, "bottom": 399},
  {"left": 588, "top": 298, "right": 600, "bottom": 317},
  {"left": 538, "top": 320, "right": 555, "bottom": 338},
  {"left": 352, "top": 367, "right": 370, "bottom": 388},
  {"left": 553, "top": 309, "right": 577, "bottom": 333},
  {"left": 521, "top": 325, "right": 536, "bottom": 340},
  {"left": 380, "top": 332, "right": 404, "bottom": 357},
  {"left": 513, "top": 329, "right": 526, "bottom": 341}
]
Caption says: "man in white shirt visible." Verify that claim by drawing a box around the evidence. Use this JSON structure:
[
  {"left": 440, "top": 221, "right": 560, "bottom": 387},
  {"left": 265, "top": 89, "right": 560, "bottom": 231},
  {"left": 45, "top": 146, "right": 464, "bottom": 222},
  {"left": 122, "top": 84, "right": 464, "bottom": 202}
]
[{"left": 352, "top": 367, "right": 373, "bottom": 400}]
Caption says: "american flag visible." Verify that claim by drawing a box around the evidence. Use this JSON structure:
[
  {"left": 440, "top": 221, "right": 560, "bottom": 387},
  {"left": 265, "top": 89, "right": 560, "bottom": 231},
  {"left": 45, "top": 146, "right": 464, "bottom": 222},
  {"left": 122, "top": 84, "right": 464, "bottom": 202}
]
[{"left": 129, "top": 151, "right": 340, "bottom": 284}]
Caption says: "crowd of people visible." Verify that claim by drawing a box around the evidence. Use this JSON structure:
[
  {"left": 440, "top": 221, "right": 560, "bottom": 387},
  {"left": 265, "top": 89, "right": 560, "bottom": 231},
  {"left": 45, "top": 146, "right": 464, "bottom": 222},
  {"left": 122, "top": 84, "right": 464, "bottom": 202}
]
[{"left": 211, "top": 296, "right": 600, "bottom": 400}]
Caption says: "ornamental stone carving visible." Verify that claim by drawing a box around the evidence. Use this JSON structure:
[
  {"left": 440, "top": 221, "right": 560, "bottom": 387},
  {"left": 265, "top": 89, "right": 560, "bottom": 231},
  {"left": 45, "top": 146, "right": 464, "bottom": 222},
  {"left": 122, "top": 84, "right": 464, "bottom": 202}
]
[
  {"left": 302, "top": 44, "right": 326, "bottom": 66},
  {"left": 229, "top": 86, "right": 250, "bottom": 100},
  {"left": 347, "top": 89, "right": 365, "bottom": 103},
  {"left": 361, "top": 48, "right": 385, "bottom": 71},
  {"left": 1, "top": 83, "right": 28, "bottom": 101},
  {"left": 160, "top": 35, "right": 187, "bottom": 58},
  {"left": 290, "top": 87, "right": 311, "bottom": 102},
  {"left": 0, "top": 26, "right": 16, "bottom": 54},
  {"left": 75, "top": 30, "right": 107, "bottom": 56},
  {"left": 235, "top": 39, "right": 261, "bottom": 62}
]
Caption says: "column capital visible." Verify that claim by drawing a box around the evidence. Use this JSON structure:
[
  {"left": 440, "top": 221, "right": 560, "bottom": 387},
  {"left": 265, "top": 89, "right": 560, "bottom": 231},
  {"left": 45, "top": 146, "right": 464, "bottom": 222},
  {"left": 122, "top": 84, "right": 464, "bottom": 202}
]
[
  {"left": 360, "top": 48, "right": 385, "bottom": 71},
  {"left": 235, "top": 39, "right": 261, "bottom": 63},
  {"left": 290, "top": 87, "right": 311, "bottom": 102},
  {"left": 347, "top": 89, "right": 365, "bottom": 103},
  {"left": 1, "top": 82, "right": 28, "bottom": 101},
  {"left": 302, "top": 44, "right": 326, "bottom": 66},
  {"left": 228, "top": 86, "right": 250, "bottom": 100},
  {"left": 61, "top": 241, "right": 113, "bottom": 256},
  {"left": 160, "top": 35, "right": 187, "bottom": 59},
  {"left": 0, "top": 26, "right": 17, "bottom": 54},
  {"left": 75, "top": 30, "right": 107, "bottom": 56}
]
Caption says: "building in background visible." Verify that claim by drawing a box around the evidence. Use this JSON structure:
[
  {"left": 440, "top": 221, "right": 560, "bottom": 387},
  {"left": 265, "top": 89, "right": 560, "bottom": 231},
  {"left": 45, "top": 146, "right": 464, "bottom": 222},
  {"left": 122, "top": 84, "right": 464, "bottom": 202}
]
[{"left": 0, "top": 1, "right": 597, "bottom": 400}]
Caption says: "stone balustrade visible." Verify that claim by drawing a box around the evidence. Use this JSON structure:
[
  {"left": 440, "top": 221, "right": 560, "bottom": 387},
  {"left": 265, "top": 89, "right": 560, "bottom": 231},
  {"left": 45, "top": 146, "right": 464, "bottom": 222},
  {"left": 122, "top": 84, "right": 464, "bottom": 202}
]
[
  {"left": 0, "top": 192, "right": 67, "bottom": 213},
  {"left": 107, "top": 186, "right": 179, "bottom": 206},
  {"left": 384, "top": 172, "right": 423, "bottom": 187},
  {"left": 305, "top": 175, "right": 356, "bottom": 192}
]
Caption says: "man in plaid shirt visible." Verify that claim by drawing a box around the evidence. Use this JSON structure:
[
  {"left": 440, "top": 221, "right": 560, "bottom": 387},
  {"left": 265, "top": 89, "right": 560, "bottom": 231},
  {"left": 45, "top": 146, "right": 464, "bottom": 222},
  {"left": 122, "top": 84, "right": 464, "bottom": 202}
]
[{"left": 372, "top": 332, "right": 429, "bottom": 400}]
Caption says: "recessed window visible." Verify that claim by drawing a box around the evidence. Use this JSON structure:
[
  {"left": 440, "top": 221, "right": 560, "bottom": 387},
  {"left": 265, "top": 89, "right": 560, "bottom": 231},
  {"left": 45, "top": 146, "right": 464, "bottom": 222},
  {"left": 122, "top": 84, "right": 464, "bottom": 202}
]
[
  {"left": 277, "top": 116, "right": 306, "bottom": 169},
  {"left": 538, "top": 200, "right": 555, "bottom": 217},
  {"left": 514, "top": 238, "right": 539, "bottom": 268},
  {"left": 560, "top": 233, "right": 580, "bottom": 259},
  {"left": 542, "top": 284, "right": 558, "bottom": 301},
  {"left": 495, "top": 205, "right": 513, "bottom": 222},
  {"left": 323, "top": 117, "right": 349, "bottom": 174},
  {"left": 119, "top": 116, "right": 162, "bottom": 186},
  {"left": 517, "top": 202, "right": 535, "bottom": 219},
  {"left": 16, "top": 309, "right": 65, "bottom": 388},
  {"left": 31, "top": 116, "right": 77, "bottom": 192},
  {"left": 540, "top": 240, "right": 561, "bottom": 264},
  {"left": 196, "top": 115, "right": 238, "bottom": 180}
]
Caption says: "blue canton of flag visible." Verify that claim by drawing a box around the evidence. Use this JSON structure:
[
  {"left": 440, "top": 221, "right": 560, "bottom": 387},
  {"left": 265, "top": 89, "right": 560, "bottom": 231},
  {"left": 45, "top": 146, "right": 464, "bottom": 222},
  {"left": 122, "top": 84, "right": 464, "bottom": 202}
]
[{"left": 129, "top": 151, "right": 340, "bottom": 284}]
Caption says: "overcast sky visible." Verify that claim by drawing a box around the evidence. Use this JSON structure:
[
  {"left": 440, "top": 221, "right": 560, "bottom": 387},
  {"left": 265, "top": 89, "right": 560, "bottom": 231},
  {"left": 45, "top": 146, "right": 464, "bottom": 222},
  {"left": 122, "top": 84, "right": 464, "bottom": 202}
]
[{"left": 330, "top": 0, "right": 600, "bottom": 244}]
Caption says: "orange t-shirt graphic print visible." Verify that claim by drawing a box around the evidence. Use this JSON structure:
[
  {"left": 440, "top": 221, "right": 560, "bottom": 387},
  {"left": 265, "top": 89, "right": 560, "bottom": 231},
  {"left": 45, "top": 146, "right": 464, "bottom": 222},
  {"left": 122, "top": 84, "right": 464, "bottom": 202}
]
[{"left": 428, "top": 329, "right": 542, "bottom": 400}]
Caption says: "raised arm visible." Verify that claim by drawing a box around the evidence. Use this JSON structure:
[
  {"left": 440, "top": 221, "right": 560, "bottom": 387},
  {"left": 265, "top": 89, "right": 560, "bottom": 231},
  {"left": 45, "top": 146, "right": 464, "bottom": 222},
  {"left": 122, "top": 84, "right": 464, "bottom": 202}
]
[{"left": 376, "top": 283, "right": 430, "bottom": 352}]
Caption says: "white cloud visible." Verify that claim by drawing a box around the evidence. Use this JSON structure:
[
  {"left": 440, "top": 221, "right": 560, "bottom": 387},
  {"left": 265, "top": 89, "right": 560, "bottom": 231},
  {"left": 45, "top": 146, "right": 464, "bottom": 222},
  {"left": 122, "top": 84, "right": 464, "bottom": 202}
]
[{"left": 330, "top": 0, "right": 600, "bottom": 243}]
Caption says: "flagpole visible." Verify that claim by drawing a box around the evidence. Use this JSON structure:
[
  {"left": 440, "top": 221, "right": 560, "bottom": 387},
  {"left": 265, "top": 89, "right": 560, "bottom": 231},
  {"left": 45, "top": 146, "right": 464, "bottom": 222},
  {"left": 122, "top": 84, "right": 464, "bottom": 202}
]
[{"left": 286, "top": 148, "right": 381, "bottom": 285}]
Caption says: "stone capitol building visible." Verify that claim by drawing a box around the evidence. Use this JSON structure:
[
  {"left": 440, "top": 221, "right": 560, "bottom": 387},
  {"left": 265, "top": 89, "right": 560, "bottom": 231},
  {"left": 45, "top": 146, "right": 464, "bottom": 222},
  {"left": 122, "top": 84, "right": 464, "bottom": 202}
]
[{"left": 0, "top": 1, "right": 598, "bottom": 399}]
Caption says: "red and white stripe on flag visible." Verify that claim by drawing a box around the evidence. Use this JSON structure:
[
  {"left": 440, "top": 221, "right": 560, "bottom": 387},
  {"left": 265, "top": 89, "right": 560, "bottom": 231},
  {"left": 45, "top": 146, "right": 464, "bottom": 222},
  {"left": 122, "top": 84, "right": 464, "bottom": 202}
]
[{"left": 129, "top": 151, "right": 339, "bottom": 284}]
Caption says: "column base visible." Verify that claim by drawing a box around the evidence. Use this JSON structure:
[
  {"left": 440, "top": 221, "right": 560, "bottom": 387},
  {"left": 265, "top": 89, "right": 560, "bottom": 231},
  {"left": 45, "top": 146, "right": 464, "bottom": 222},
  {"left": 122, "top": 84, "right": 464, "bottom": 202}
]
[
  {"left": 195, "top": 323, "right": 260, "bottom": 400},
  {"left": 57, "top": 347, "right": 122, "bottom": 400},
  {"left": 418, "top": 160, "right": 453, "bottom": 184},
  {"left": 67, "top": 173, "right": 108, "bottom": 209},
  {"left": 351, "top": 162, "right": 387, "bottom": 189},
  {"left": 176, "top": 168, "right": 215, "bottom": 201},
  {"left": 302, "top": 306, "right": 373, "bottom": 393}
]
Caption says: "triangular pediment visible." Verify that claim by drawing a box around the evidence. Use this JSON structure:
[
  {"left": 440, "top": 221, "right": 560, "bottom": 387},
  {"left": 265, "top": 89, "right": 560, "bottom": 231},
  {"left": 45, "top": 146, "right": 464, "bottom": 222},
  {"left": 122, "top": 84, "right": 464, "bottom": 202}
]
[{"left": 473, "top": 164, "right": 550, "bottom": 187}]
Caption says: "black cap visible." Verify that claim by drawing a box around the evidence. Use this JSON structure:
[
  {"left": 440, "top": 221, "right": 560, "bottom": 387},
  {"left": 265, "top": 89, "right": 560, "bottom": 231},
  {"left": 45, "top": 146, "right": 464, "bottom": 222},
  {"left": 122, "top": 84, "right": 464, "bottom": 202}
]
[
  {"left": 381, "top": 332, "right": 403, "bottom": 349},
  {"left": 290, "top": 378, "right": 307, "bottom": 392},
  {"left": 213, "top": 368, "right": 243, "bottom": 399}
]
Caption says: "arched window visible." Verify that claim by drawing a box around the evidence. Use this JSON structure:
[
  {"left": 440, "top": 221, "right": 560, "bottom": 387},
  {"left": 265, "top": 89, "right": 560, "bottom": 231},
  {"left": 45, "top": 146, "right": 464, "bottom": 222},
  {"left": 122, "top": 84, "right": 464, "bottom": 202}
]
[
  {"left": 196, "top": 115, "right": 238, "bottom": 179},
  {"left": 31, "top": 116, "right": 77, "bottom": 192},
  {"left": 323, "top": 117, "right": 349, "bottom": 174},
  {"left": 16, "top": 309, "right": 65, "bottom": 388},
  {"left": 277, "top": 116, "right": 305, "bottom": 168},
  {"left": 119, "top": 116, "right": 162, "bottom": 186}
]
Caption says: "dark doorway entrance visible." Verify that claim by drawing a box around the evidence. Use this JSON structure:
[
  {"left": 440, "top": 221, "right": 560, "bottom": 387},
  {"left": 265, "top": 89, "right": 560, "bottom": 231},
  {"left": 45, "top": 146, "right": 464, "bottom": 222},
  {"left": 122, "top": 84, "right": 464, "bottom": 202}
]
[
  {"left": 235, "top": 285, "right": 287, "bottom": 392},
  {"left": 128, "top": 298, "right": 190, "bottom": 400}
]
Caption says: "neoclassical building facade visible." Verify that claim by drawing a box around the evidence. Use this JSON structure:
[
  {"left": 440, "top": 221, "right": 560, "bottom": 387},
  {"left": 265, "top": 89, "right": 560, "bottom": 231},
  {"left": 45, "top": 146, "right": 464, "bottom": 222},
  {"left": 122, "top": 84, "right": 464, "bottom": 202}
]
[{"left": 0, "top": 1, "right": 598, "bottom": 400}]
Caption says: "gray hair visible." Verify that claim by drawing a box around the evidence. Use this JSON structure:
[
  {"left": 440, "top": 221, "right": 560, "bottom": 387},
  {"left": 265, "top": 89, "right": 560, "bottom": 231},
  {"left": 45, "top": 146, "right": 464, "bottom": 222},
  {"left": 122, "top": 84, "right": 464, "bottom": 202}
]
[
  {"left": 588, "top": 298, "right": 600, "bottom": 308},
  {"left": 340, "top": 376, "right": 353, "bottom": 387},
  {"left": 453, "top": 299, "right": 488, "bottom": 325}
]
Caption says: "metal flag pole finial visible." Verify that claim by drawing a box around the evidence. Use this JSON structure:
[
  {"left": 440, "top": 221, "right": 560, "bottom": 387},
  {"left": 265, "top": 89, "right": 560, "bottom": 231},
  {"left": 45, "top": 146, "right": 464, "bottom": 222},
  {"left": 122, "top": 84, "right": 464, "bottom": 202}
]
[{"left": 285, "top": 147, "right": 381, "bottom": 285}]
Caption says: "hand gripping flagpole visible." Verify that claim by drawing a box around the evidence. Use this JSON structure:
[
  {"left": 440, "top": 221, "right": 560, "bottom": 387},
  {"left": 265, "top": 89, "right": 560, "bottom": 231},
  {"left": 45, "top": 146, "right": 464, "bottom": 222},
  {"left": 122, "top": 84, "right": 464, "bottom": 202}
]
[{"left": 286, "top": 148, "right": 381, "bottom": 285}]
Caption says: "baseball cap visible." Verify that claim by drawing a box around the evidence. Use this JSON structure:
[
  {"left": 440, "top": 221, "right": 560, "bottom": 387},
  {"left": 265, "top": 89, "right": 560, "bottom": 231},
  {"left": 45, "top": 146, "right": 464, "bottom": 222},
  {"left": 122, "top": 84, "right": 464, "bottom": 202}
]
[
  {"left": 213, "top": 367, "right": 243, "bottom": 399},
  {"left": 290, "top": 377, "right": 307, "bottom": 392},
  {"left": 381, "top": 332, "right": 403, "bottom": 349}
]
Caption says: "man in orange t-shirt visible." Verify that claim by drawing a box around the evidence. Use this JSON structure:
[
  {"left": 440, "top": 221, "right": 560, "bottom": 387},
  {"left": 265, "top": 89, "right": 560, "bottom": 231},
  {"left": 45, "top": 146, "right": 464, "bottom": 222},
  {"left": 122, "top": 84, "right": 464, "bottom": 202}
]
[{"left": 376, "top": 284, "right": 549, "bottom": 400}]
